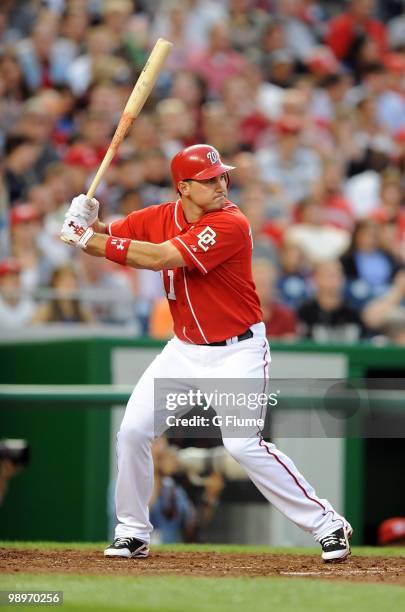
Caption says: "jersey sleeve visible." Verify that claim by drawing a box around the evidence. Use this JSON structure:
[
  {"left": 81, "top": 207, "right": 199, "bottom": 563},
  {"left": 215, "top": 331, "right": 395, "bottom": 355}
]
[
  {"left": 171, "top": 214, "right": 248, "bottom": 274},
  {"left": 107, "top": 206, "right": 160, "bottom": 242}
]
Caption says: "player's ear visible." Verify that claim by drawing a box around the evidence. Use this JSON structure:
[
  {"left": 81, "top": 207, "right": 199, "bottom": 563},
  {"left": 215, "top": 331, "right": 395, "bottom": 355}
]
[{"left": 178, "top": 181, "right": 190, "bottom": 196}]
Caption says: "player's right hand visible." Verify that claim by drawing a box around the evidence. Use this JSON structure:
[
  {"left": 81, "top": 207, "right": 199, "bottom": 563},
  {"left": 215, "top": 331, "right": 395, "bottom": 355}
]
[
  {"left": 67, "top": 194, "right": 99, "bottom": 227},
  {"left": 60, "top": 215, "right": 94, "bottom": 248}
]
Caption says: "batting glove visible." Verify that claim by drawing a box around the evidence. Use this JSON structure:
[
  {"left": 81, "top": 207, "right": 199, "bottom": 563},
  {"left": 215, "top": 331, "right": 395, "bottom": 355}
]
[
  {"left": 67, "top": 194, "right": 99, "bottom": 227},
  {"left": 60, "top": 215, "right": 95, "bottom": 249}
]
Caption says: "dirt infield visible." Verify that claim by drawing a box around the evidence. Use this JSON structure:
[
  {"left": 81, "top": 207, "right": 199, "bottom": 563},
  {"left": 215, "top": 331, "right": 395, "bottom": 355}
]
[{"left": 1, "top": 549, "right": 404, "bottom": 585}]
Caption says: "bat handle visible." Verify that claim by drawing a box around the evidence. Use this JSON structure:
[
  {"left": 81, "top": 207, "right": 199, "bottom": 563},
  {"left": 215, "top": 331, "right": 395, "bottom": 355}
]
[{"left": 85, "top": 111, "right": 134, "bottom": 199}]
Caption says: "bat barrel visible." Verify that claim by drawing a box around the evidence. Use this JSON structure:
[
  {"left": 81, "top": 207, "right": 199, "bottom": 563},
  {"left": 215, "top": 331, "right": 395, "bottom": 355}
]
[
  {"left": 85, "top": 38, "right": 173, "bottom": 199},
  {"left": 124, "top": 38, "right": 173, "bottom": 117}
]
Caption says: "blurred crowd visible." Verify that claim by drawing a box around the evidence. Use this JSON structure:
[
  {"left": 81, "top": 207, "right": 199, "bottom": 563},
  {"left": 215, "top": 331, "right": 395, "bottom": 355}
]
[{"left": 0, "top": 0, "right": 404, "bottom": 344}]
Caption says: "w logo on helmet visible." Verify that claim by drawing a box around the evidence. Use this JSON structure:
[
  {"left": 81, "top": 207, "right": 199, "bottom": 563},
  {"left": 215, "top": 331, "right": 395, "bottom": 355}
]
[{"left": 207, "top": 149, "right": 220, "bottom": 165}]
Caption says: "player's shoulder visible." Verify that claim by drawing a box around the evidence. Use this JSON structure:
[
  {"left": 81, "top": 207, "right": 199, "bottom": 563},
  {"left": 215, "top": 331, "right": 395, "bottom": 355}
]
[
  {"left": 159, "top": 200, "right": 178, "bottom": 212},
  {"left": 206, "top": 200, "right": 250, "bottom": 229},
  {"left": 221, "top": 201, "right": 251, "bottom": 234}
]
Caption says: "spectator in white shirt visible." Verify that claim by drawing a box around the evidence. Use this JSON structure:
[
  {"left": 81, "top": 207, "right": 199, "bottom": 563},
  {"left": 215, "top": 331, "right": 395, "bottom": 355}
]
[
  {"left": 256, "top": 116, "right": 321, "bottom": 215},
  {"left": 0, "top": 259, "right": 35, "bottom": 328}
]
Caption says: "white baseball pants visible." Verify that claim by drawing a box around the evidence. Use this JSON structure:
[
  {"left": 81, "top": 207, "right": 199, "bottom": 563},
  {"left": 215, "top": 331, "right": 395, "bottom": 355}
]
[{"left": 114, "top": 322, "right": 345, "bottom": 543}]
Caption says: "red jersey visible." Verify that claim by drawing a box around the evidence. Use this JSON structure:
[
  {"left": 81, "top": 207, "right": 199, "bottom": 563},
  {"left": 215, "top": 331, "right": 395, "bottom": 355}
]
[{"left": 108, "top": 199, "right": 263, "bottom": 344}]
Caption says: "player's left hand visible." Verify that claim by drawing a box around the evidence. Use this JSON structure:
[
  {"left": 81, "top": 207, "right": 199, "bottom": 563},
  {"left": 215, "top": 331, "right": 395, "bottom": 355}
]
[{"left": 60, "top": 215, "right": 94, "bottom": 248}]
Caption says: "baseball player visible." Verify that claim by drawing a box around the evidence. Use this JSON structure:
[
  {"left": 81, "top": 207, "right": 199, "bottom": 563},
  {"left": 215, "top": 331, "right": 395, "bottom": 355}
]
[{"left": 61, "top": 144, "right": 352, "bottom": 562}]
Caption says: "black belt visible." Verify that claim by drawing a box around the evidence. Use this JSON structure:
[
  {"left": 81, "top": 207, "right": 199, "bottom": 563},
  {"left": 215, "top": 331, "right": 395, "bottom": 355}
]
[{"left": 204, "top": 328, "right": 253, "bottom": 347}]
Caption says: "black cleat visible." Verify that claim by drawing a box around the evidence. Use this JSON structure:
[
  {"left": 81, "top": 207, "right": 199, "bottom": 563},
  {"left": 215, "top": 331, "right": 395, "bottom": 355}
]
[
  {"left": 104, "top": 537, "right": 149, "bottom": 558},
  {"left": 320, "top": 522, "right": 352, "bottom": 562}
]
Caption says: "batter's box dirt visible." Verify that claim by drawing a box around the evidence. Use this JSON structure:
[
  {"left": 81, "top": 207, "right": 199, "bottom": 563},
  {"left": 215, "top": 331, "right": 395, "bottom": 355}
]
[{"left": 1, "top": 550, "right": 404, "bottom": 585}]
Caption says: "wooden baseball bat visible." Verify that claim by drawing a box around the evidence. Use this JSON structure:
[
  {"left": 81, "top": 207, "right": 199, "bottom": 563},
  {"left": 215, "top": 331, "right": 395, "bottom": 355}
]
[{"left": 86, "top": 38, "right": 172, "bottom": 199}]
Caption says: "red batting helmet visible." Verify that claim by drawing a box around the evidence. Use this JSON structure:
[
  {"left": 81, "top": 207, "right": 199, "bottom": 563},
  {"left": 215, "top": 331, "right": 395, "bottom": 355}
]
[{"left": 171, "top": 144, "right": 235, "bottom": 191}]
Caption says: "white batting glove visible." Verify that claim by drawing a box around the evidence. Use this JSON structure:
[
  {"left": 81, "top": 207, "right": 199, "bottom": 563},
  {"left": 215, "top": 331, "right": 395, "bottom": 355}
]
[
  {"left": 67, "top": 194, "right": 99, "bottom": 227},
  {"left": 60, "top": 215, "right": 95, "bottom": 249}
]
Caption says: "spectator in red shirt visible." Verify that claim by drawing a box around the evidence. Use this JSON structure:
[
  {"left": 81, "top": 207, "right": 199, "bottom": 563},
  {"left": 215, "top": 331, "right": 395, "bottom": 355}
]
[
  {"left": 220, "top": 74, "right": 270, "bottom": 151},
  {"left": 188, "top": 21, "right": 247, "bottom": 97},
  {"left": 312, "top": 158, "right": 354, "bottom": 232},
  {"left": 325, "top": 0, "right": 388, "bottom": 68},
  {"left": 252, "top": 257, "right": 297, "bottom": 340}
]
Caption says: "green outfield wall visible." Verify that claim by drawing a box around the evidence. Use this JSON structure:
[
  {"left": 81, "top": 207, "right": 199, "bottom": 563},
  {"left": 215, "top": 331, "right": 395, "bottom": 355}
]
[{"left": 0, "top": 337, "right": 404, "bottom": 544}]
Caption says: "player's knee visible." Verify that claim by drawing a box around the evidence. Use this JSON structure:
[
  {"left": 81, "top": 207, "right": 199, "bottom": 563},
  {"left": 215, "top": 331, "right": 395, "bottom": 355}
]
[
  {"left": 118, "top": 423, "right": 151, "bottom": 446},
  {"left": 222, "top": 437, "right": 249, "bottom": 462}
]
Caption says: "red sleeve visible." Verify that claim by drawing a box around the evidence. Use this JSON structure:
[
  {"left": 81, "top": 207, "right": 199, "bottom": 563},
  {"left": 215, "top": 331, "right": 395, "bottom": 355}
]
[
  {"left": 108, "top": 206, "right": 160, "bottom": 242},
  {"left": 171, "top": 214, "right": 248, "bottom": 275}
]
